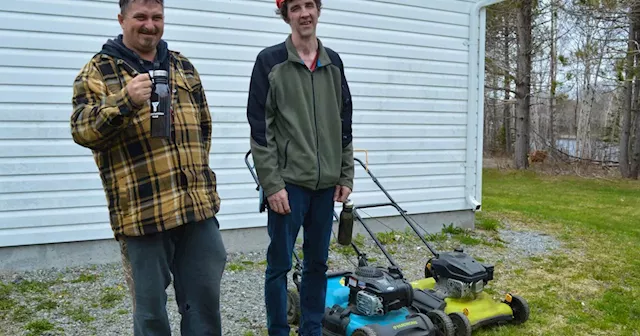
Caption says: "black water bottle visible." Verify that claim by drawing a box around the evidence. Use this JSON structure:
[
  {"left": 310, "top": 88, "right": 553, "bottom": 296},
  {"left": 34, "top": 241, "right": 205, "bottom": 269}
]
[
  {"left": 149, "top": 69, "right": 172, "bottom": 138},
  {"left": 338, "top": 199, "right": 354, "bottom": 246}
]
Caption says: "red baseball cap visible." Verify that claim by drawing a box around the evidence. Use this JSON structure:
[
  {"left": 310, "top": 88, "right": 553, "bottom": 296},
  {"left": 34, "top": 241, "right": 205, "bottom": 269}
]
[{"left": 276, "top": 0, "right": 285, "bottom": 8}]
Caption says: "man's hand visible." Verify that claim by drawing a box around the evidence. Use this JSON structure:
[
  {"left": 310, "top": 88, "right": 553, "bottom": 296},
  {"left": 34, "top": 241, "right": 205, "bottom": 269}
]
[
  {"left": 267, "top": 188, "right": 291, "bottom": 215},
  {"left": 126, "top": 73, "right": 153, "bottom": 106},
  {"left": 334, "top": 185, "right": 352, "bottom": 203}
]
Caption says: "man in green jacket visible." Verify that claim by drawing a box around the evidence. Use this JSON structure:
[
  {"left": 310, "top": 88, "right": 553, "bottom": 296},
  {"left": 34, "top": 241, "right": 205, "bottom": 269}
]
[{"left": 247, "top": 0, "right": 354, "bottom": 335}]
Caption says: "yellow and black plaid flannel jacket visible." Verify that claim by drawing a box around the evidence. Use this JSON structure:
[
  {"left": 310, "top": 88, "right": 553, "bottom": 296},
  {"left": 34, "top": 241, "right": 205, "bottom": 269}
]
[{"left": 70, "top": 51, "right": 220, "bottom": 238}]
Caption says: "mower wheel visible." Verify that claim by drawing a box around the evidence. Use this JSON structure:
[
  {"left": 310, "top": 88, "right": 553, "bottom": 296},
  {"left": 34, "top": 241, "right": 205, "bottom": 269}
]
[
  {"left": 427, "top": 309, "right": 455, "bottom": 336},
  {"left": 287, "top": 289, "right": 300, "bottom": 325},
  {"left": 352, "top": 326, "right": 377, "bottom": 336},
  {"left": 449, "top": 312, "right": 472, "bottom": 336},
  {"left": 507, "top": 294, "right": 530, "bottom": 325}
]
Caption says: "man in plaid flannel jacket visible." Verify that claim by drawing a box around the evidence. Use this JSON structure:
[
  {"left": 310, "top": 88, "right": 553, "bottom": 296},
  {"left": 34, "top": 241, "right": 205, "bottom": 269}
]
[{"left": 69, "top": 1, "right": 227, "bottom": 335}]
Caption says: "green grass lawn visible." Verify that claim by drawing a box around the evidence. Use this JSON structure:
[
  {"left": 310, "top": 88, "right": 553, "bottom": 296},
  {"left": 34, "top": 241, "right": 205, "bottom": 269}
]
[{"left": 475, "top": 168, "right": 640, "bottom": 336}]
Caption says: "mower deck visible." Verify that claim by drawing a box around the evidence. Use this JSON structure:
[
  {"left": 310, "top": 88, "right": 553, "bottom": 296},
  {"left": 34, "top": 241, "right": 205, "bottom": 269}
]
[{"left": 410, "top": 278, "right": 515, "bottom": 329}]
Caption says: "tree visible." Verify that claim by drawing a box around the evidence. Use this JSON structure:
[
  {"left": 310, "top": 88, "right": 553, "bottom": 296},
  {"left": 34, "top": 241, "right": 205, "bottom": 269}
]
[
  {"left": 620, "top": 1, "right": 640, "bottom": 178},
  {"left": 483, "top": 0, "right": 640, "bottom": 178},
  {"left": 549, "top": 0, "right": 558, "bottom": 149},
  {"left": 515, "top": 0, "right": 534, "bottom": 169},
  {"left": 485, "top": 1, "right": 519, "bottom": 156}
]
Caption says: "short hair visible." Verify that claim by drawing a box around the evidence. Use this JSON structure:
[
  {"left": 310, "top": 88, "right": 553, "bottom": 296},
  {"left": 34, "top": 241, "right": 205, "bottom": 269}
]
[
  {"left": 276, "top": 0, "right": 322, "bottom": 22},
  {"left": 119, "top": 0, "right": 164, "bottom": 14}
]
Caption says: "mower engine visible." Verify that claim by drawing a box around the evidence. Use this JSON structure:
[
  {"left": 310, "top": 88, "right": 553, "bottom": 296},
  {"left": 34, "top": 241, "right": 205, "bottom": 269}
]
[
  {"left": 438, "top": 277, "right": 486, "bottom": 300},
  {"left": 345, "top": 266, "right": 413, "bottom": 316},
  {"left": 427, "top": 248, "right": 495, "bottom": 300},
  {"left": 355, "top": 290, "right": 384, "bottom": 316}
]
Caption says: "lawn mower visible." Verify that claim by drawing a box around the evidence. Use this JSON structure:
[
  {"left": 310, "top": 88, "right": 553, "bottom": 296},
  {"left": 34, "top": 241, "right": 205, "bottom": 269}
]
[
  {"left": 244, "top": 149, "right": 451, "bottom": 336},
  {"left": 333, "top": 205, "right": 472, "bottom": 336},
  {"left": 286, "top": 215, "right": 457, "bottom": 336},
  {"left": 348, "top": 156, "right": 530, "bottom": 331}
]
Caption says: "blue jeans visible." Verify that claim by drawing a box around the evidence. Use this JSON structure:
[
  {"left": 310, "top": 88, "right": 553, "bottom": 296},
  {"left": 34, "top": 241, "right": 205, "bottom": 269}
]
[{"left": 264, "top": 183, "right": 335, "bottom": 336}]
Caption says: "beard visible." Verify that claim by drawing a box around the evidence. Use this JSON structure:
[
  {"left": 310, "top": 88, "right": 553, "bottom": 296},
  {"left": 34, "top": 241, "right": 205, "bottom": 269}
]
[
  {"left": 137, "top": 28, "right": 159, "bottom": 51},
  {"left": 140, "top": 35, "right": 156, "bottom": 45}
]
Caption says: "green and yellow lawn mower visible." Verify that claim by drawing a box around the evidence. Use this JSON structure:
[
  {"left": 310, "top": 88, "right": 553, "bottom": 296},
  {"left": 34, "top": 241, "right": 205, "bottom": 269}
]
[{"left": 344, "top": 157, "right": 530, "bottom": 332}]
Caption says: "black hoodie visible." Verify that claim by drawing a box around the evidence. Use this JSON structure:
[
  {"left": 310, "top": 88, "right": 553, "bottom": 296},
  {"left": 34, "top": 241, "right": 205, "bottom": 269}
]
[{"left": 99, "top": 34, "right": 170, "bottom": 74}]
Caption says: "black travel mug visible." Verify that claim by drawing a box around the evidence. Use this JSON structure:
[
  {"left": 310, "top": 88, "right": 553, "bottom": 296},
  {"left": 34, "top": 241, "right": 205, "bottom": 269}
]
[{"left": 149, "top": 69, "right": 172, "bottom": 139}]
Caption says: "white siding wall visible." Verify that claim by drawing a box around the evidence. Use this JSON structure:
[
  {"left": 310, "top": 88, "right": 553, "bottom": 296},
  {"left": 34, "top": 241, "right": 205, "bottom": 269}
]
[{"left": 0, "top": 0, "right": 481, "bottom": 248}]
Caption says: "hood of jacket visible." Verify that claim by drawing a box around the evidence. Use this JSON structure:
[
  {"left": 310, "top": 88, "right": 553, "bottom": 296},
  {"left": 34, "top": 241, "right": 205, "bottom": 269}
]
[{"left": 99, "top": 34, "right": 170, "bottom": 73}]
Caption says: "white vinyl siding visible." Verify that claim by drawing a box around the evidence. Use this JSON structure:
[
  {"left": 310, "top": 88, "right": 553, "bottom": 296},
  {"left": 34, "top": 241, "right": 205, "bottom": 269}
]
[{"left": 0, "top": 0, "right": 483, "bottom": 247}]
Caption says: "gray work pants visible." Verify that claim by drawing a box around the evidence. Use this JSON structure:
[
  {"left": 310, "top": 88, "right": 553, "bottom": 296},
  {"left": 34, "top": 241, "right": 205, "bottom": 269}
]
[{"left": 119, "top": 217, "right": 227, "bottom": 336}]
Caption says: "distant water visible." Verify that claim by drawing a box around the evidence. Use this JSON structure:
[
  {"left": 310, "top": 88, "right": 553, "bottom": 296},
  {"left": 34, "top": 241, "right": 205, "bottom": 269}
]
[{"left": 555, "top": 138, "right": 619, "bottom": 162}]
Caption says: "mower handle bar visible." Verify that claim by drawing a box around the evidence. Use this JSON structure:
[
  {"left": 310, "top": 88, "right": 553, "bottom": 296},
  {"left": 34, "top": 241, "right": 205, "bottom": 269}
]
[
  {"left": 352, "top": 202, "right": 438, "bottom": 260},
  {"left": 244, "top": 150, "right": 260, "bottom": 191},
  {"left": 354, "top": 157, "right": 399, "bottom": 206},
  {"left": 349, "top": 205, "right": 401, "bottom": 269},
  {"left": 353, "top": 157, "right": 440, "bottom": 258},
  {"left": 332, "top": 211, "right": 367, "bottom": 262},
  {"left": 245, "top": 150, "right": 436, "bottom": 266}
]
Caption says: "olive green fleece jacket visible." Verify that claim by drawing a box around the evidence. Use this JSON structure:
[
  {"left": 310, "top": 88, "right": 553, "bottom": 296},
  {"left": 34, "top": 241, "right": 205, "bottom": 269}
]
[{"left": 247, "top": 35, "right": 354, "bottom": 197}]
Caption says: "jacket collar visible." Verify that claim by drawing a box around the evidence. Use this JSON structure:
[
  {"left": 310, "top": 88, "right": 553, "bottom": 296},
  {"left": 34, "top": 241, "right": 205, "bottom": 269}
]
[{"left": 285, "top": 34, "right": 332, "bottom": 69}]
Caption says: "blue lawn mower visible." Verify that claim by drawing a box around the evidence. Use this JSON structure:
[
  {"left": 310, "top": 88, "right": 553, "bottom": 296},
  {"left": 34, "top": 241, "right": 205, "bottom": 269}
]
[
  {"left": 244, "top": 150, "right": 454, "bottom": 336},
  {"left": 317, "top": 210, "right": 464, "bottom": 336}
]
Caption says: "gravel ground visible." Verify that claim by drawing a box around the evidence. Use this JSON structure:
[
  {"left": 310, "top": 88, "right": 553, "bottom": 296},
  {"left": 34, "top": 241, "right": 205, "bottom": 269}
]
[{"left": 0, "top": 224, "right": 562, "bottom": 336}]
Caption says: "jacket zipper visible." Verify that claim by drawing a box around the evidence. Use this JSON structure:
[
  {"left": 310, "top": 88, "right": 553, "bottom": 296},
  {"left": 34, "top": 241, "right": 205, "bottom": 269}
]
[{"left": 311, "top": 70, "right": 321, "bottom": 190}]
